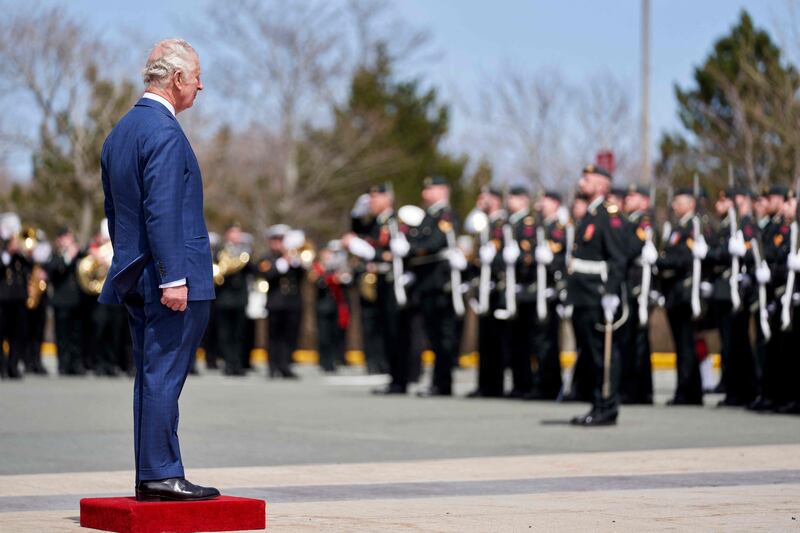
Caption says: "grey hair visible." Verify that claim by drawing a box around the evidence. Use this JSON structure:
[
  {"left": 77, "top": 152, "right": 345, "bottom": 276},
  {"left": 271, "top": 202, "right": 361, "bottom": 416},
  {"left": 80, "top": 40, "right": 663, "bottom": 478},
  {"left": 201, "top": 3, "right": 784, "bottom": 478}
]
[{"left": 142, "top": 38, "right": 197, "bottom": 89}]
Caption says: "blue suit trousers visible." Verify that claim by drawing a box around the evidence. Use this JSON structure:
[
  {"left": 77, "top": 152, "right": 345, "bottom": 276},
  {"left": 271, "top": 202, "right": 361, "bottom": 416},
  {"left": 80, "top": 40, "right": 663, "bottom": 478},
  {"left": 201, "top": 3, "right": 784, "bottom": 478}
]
[{"left": 126, "top": 300, "right": 210, "bottom": 482}]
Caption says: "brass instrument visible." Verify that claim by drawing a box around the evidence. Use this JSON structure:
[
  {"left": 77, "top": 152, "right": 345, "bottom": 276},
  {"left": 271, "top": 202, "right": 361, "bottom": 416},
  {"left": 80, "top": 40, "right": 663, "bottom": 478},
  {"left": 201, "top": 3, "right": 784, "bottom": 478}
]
[
  {"left": 77, "top": 241, "right": 114, "bottom": 296},
  {"left": 20, "top": 227, "right": 49, "bottom": 310},
  {"left": 27, "top": 265, "right": 48, "bottom": 310},
  {"left": 283, "top": 229, "right": 316, "bottom": 269},
  {"left": 213, "top": 247, "right": 251, "bottom": 286}
]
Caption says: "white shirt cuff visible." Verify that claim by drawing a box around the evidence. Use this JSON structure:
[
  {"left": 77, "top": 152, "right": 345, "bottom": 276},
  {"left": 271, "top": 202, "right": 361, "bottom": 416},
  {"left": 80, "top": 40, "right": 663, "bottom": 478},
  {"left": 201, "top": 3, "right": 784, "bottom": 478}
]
[{"left": 159, "top": 278, "right": 187, "bottom": 289}]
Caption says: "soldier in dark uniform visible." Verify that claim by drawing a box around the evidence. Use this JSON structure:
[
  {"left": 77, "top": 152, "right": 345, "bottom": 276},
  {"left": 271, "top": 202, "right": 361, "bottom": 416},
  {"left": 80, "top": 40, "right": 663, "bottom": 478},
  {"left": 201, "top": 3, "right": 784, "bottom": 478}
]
[
  {"left": 782, "top": 192, "right": 800, "bottom": 414},
  {"left": 86, "top": 224, "right": 125, "bottom": 377},
  {"left": 311, "top": 241, "right": 351, "bottom": 373},
  {"left": 656, "top": 188, "right": 706, "bottom": 406},
  {"left": 344, "top": 185, "right": 411, "bottom": 393},
  {"left": 567, "top": 165, "right": 628, "bottom": 426},
  {"left": 214, "top": 224, "right": 251, "bottom": 376},
  {"left": 749, "top": 185, "right": 792, "bottom": 411},
  {"left": 20, "top": 229, "right": 51, "bottom": 376},
  {"left": 0, "top": 215, "right": 30, "bottom": 379},
  {"left": 407, "top": 176, "right": 463, "bottom": 397},
  {"left": 467, "top": 186, "right": 513, "bottom": 398},
  {"left": 529, "top": 190, "right": 567, "bottom": 400},
  {"left": 705, "top": 188, "right": 758, "bottom": 406},
  {"left": 505, "top": 185, "right": 536, "bottom": 398},
  {"left": 45, "top": 228, "right": 86, "bottom": 376},
  {"left": 261, "top": 224, "right": 304, "bottom": 379},
  {"left": 619, "top": 185, "right": 655, "bottom": 405}
]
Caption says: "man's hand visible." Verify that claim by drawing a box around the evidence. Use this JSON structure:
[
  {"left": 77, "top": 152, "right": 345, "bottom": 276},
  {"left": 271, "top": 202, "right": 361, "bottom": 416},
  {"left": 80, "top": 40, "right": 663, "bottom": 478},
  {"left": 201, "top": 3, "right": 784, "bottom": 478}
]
[{"left": 161, "top": 285, "right": 188, "bottom": 312}]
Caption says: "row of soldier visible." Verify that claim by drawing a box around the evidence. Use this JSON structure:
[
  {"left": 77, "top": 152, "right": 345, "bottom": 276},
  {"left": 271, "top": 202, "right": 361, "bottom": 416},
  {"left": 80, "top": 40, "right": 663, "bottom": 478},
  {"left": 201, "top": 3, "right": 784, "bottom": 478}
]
[
  {"left": 335, "top": 167, "right": 800, "bottom": 425},
  {"left": 2, "top": 165, "right": 799, "bottom": 426}
]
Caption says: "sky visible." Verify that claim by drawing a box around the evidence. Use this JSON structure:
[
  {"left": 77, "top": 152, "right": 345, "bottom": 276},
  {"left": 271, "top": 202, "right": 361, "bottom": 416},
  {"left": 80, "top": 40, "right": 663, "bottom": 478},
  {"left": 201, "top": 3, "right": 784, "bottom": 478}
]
[{"left": 9, "top": 0, "right": 793, "bottom": 180}]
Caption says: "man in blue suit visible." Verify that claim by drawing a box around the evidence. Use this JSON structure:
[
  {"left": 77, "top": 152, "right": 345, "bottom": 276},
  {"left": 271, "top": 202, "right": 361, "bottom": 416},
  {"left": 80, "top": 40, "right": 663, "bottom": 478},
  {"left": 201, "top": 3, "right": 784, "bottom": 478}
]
[{"left": 100, "top": 38, "right": 219, "bottom": 502}]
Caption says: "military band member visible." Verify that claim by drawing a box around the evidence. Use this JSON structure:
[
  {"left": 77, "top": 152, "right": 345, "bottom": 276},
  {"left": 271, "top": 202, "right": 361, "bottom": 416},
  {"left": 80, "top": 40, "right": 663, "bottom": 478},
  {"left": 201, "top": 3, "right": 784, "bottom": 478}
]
[
  {"left": 343, "top": 184, "right": 411, "bottom": 393},
  {"left": 468, "top": 186, "right": 513, "bottom": 398},
  {"left": 530, "top": 190, "right": 567, "bottom": 400},
  {"left": 410, "top": 176, "right": 461, "bottom": 397},
  {"left": 87, "top": 222, "right": 126, "bottom": 376},
  {"left": 21, "top": 228, "right": 51, "bottom": 375},
  {"left": 0, "top": 214, "right": 30, "bottom": 379},
  {"left": 45, "top": 228, "right": 86, "bottom": 376},
  {"left": 214, "top": 224, "right": 251, "bottom": 376},
  {"left": 261, "top": 224, "right": 304, "bottom": 380},
  {"left": 619, "top": 185, "right": 655, "bottom": 404},
  {"left": 311, "top": 241, "right": 351, "bottom": 373},
  {"left": 657, "top": 188, "right": 706, "bottom": 405},
  {"left": 567, "top": 165, "right": 627, "bottom": 426}
]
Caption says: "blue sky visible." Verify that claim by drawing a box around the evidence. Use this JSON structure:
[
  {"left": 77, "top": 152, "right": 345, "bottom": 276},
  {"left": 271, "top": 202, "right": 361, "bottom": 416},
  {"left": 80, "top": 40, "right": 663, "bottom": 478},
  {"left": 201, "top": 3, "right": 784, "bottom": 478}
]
[{"left": 16, "top": 0, "right": 791, "bottom": 179}]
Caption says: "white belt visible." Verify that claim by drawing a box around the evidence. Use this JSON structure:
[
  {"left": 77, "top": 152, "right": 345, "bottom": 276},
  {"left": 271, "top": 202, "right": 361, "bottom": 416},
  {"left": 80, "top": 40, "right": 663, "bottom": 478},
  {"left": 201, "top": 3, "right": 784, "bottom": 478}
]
[{"left": 570, "top": 258, "right": 608, "bottom": 282}]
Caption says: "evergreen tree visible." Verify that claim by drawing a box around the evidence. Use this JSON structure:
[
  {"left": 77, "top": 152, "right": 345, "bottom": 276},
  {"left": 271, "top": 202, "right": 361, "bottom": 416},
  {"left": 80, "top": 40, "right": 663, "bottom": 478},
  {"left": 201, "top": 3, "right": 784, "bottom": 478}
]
[{"left": 658, "top": 11, "right": 800, "bottom": 192}]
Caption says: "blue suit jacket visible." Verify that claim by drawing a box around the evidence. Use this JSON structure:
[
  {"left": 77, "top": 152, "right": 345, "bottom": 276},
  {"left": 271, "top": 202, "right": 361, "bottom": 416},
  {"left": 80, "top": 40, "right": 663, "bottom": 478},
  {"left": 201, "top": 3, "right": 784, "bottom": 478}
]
[{"left": 99, "top": 98, "right": 215, "bottom": 305}]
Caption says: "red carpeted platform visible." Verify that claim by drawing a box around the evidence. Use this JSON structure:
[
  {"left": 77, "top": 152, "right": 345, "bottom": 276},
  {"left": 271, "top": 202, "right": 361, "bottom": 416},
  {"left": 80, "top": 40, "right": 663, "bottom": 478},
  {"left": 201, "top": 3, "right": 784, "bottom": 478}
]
[{"left": 79, "top": 495, "right": 266, "bottom": 533}]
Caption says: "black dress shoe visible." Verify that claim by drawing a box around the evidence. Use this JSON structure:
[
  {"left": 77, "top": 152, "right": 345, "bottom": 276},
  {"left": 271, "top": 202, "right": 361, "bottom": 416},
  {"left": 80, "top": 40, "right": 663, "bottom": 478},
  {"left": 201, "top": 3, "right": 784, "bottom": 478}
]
[
  {"left": 747, "top": 396, "right": 774, "bottom": 412},
  {"left": 570, "top": 410, "right": 617, "bottom": 427},
  {"left": 776, "top": 401, "right": 800, "bottom": 415},
  {"left": 417, "top": 386, "right": 451, "bottom": 398},
  {"left": 135, "top": 478, "right": 220, "bottom": 502}
]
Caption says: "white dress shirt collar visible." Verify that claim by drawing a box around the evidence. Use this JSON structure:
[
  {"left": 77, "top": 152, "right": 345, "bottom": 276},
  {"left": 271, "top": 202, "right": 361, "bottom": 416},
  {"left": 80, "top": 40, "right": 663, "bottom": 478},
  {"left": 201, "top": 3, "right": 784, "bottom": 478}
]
[{"left": 143, "top": 92, "right": 176, "bottom": 117}]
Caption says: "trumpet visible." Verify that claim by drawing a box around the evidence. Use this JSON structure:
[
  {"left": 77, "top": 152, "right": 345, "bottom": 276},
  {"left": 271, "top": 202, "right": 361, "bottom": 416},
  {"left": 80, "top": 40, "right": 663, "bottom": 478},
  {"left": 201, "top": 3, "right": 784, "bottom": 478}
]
[
  {"left": 284, "top": 229, "right": 316, "bottom": 269},
  {"left": 76, "top": 241, "right": 114, "bottom": 296}
]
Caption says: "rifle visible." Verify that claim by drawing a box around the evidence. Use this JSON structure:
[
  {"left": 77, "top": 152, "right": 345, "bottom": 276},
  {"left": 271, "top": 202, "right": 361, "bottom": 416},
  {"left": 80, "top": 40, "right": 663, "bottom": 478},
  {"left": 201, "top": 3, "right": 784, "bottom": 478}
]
[
  {"left": 751, "top": 238, "right": 772, "bottom": 340},
  {"left": 444, "top": 227, "right": 466, "bottom": 317},
  {"left": 385, "top": 183, "right": 407, "bottom": 307},
  {"left": 662, "top": 185, "right": 674, "bottom": 243},
  {"left": 690, "top": 174, "right": 702, "bottom": 319},
  {"left": 637, "top": 183, "right": 657, "bottom": 326},
  {"left": 536, "top": 225, "right": 547, "bottom": 322},
  {"left": 781, "top": 176, "right": 800, "bottom": 331},
  {"left": 727, "top": 164, "right": 741, "bottom": 311}
]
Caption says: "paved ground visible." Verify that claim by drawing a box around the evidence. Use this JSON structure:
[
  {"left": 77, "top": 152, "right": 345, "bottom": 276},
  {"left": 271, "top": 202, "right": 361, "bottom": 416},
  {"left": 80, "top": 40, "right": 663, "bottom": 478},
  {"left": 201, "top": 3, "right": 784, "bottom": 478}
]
[{"left": 1, "top": 360, "right": 799, "bottom": 531}]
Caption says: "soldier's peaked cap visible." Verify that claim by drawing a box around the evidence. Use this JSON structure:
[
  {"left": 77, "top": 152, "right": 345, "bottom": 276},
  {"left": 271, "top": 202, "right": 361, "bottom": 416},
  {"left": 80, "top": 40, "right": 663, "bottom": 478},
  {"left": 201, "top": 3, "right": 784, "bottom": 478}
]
[
  {"left": 423, "top": 175, "right": 449, "bottom": 188},
  {"left": 480, "top": 185, "right": 503, "bottom": 198},
  {"left": 582, "top": 164, "right": 612, "bottom": 180}
]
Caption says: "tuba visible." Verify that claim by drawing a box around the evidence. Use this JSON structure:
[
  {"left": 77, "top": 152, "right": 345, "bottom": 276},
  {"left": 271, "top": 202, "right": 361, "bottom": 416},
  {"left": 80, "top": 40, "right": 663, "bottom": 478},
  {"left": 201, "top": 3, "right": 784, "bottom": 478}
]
[
  {"left": 76, "top": 241, "right": 114, "bottom": 296},
  {"left": 21, "top": 227, "right": 51, "bottom": 310},
  {"left": 213, "top": 245, "right": 251, "bottom": 286}
]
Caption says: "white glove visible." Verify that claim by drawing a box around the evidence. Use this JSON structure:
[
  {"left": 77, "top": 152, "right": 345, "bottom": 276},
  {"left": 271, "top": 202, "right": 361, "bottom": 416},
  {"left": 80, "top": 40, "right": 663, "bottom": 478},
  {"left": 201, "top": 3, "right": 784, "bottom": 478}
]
[
  {"left": 347, "top": 236, "right": 376, "bottom": 260},
  {"left": 479, "top": 243, "right": 496, "bottom": 265},
  {"left": 502, "top": 242, "right": 520, "bottom": 265},
  {"left": 535, "top": 244, "right": 554, "bottom": 265},
  {"left": 390, "top": 235, "right": 410, "bottom": 258},
  {"left": 755, "top": 262, "right": 771, "bottom": 284},
  {"left": 727, "top": 232, "right": 746, "bottom": 258},
  {"left": 692, "top": 235, "right": 708, "bottom": 260},
  {"left": 788, "top": 252, "right": 800, "bottom": 273},
  {"left": 601, "top": 294, "right": 620, "bottom": 323},
  {"left": 446, "top": 248, "right": 467, "bottom": 271},
  {"left": 350, "top": 193, "right": 370, "bottom": 218},
  {"left": 275, "top": 257, "right": 289, "bottom": 274},
  {"left": 641, "top": 241, "right": 658, "bottom": 265}
]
